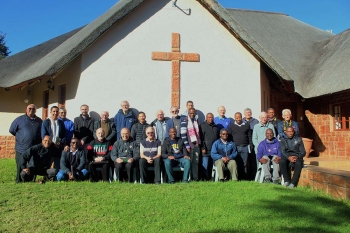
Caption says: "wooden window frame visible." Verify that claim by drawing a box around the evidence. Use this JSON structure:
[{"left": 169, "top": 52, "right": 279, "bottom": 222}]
[{"left": 334, "top": 103, "right": 350, "bottom": 131}]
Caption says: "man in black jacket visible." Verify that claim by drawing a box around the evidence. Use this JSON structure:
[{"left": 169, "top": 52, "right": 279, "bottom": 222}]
[
  {"left": 111, "top": 128, "right": 139, "bottom": 182},
  {"left": 200, "top": 113, "right": 219, "bottom": 180},
  {"left": 162, "top": 127, "right": 191, "bottom": 183},
  {"left": 20, "top": 135, "right": 58, "bottom": 182},
  {"left": 56, "top": 137, "right": 89, "bottom": 181},
  {"left": 93, "top": 111, "right": 116, "bottom": 143},
  {"left": 74, "top": 104, "right": 94, "bottom": 148},
  {"left": 280, "top": 126, "right": 306, "bottom": 189},
  {"left": 228, "top": 112, "right": 252, "bottom": 180}
]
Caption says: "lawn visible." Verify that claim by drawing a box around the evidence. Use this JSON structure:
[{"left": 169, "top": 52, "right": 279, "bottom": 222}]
[{"left": 1, "top": 158, "right": 350, "bottom": 233}]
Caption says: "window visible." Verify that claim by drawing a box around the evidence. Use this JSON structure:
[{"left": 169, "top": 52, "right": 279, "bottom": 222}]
[
  {"left": 58, "top": 84, "right": 66, "bottom": 108},
  {"left": 334, "top": 103, "right": 350, "bottom": 130}
]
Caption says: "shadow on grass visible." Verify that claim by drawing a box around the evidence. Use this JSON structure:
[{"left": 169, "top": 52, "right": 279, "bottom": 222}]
[{"left": 197, "top": 186, "right": 350, "bottom": 233}]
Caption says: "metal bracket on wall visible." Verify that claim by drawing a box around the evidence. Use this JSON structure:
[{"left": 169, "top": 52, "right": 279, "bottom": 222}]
[{"left": 172, "top": 0, "right": 191, "bottom": 15}]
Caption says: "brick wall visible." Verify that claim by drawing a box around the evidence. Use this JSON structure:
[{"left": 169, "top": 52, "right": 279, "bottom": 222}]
[
  {"left": 305, "top": 90, "right": 350, "bottom": 159},
  {"left": 299, "top": 166, "right": 350, "bottom": 200},
  {"left": 0, "top": 136, "right": 16, "bottom": 158},
  {"left": 305, "top": 111, "right": 350, "bottom": 159}
]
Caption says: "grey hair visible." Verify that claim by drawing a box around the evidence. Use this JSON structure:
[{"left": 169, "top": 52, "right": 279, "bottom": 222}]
[
  {"left": 282, "top": 109, "right": 292, "bottom": 116},
  {"left": 244, "top": 108, "right": 252, "bottom": 112}
]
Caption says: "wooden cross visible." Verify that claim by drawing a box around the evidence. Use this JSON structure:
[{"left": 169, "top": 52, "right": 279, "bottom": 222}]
[{"left": 152, "top": 33, "right": 200, "bottom": 108}]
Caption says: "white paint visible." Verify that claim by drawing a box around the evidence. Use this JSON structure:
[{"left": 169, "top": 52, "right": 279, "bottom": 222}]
[
  {"left": 1, "top": 0, "right": 262, "bottom": 134},
  {"left": 0, "top": 113, "right": 23, "bottom": 135},
  {"left": 66, "top": 0, "right": 260, "bottom": 122}
]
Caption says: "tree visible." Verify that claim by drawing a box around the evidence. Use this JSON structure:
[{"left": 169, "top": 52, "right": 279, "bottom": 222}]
[{"left": 0, "top": 32, "right": 11, "bottom": 59}]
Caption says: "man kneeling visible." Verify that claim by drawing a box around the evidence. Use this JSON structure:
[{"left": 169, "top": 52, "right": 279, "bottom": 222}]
[
  {"left": 56, "top": 138, "right": 89, "bottom": 181},
  {"left": 280, "top": 126, "right": 306, "bottom": 188},
  {"left": 256, "top": 129, "right": 281, "bottom": 184},
  {"left": 211, "top": 129, "right": 238, "bottom": 181},
  {"left": 162, "top": 127, "right": 191, "bottom": 183},
  {"left": 20, "top": 136, "right": 58, "bottom": 182}
]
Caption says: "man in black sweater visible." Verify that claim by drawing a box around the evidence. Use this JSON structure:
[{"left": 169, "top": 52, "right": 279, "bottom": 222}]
[
  {"left": 280, "top": 126, "right": 306, "bottom": 188},
  {"left": 228, "top": 112, "right": 252, "bottom": 180},
  {"left": 20, "top": 135, "right": 58, "bottom": 182},
  {"left": 200, "top": 113, "right": 219, "bottom": 180},
  {"left": 74, "top": 104, "right": 94, "bottom": 148}
]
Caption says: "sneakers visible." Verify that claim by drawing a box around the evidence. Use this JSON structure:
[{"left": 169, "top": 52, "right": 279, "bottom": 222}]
[
  {"left": 282, "top": 182, "right": 290, "bottom": 187},
  {"left": 288, "top": 183, "right": 295, "bottom": 189}
]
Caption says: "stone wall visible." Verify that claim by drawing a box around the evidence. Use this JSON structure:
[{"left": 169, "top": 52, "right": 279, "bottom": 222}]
[{"left": 0, "top": 136, "right": 15, "bottom": 158}]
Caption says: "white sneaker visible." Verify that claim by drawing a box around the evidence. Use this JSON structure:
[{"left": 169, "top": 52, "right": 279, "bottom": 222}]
[{"left": 283, "top": 182, "right": 290, "bottom": 187}]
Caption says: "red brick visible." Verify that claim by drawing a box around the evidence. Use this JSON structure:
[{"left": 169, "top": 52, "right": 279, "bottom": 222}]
[
  {"left": 171, "top": 33, "right": 180, "bottom": 51},
  {"left": 171, "top": 92, "right": 180, "bottom": 108},
  {"left": 327, "top": 184, "right": 346, "bottom": 199},
  {"left": 172, "top": 60, "right": 180, "bottom": 77},
  {"left": 313, "top": 181, "right": 325, "bottom": 191},
  {"left": 6, "top": 141, "right": 15, "bottom": 147},
  {"left": 344, "top": 177, "right": 350, "bottom": 188},
  {"left": 168, "top": 52, "right": 183, "bottom": 60},
  {"left": 0, "top": 136, "right": 6, "bottom": 141},
  {"left": 183, "top": 53, "right": 200, "bottom": 62},
  {"left": 312, "top": 172, "right": 326, "bottom": 183},
  {"left": 0, "top": 140, "right": 5, "bottom": 145},
  {"left": 151, "top": 52, "right": 168, "bottom": 61},
  {"left": 172, "top": 76, "right": 180, "bottom": 92},
  {"left": 330, "top": 175, "right": 346, "bottom": 187}
]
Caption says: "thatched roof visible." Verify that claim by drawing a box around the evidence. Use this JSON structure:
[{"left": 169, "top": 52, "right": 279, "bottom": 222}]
[{"left": 0, "top": 0, "right": 349, "bottom": 98}]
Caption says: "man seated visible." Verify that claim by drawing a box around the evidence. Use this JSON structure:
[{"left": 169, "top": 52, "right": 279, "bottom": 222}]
[
  {"left": 56, "top": 137, "right": 89, "bottom": 181},
  {"left": 256, "top": 129, "right": 281, "bottom": 184},
  {"left": 139, "top": 126, "right": 162, "bottom": 184},
  {"left": 162, "top": 127, "right": 191, "bottom": 184},
  {"left": 111, "top": 128, "right": 139, "bottom": 182},
  {"left": 279, "top": 126, "right": 306, "bottom": 188},
  {"left": 20, "top": 136, "right": 58, "bottom": 182},
  {"left": 87, "top": 128, "right": 113, "bottom": 182},
  {"left": 211, "top": 129, "right": 238, "bottom": 182}
]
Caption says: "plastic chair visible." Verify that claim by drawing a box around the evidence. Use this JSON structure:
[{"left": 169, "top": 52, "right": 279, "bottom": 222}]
[{"left": 212, "top": 165, "right": 229, "bottom": 182}]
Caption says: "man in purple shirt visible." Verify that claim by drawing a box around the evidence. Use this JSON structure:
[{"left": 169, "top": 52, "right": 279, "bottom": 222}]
[{"left": 256, "top": 128, "right": 281, "bottom": 184}]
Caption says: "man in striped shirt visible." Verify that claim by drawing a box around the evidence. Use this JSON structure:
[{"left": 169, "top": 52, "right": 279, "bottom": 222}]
[{"left": 139, "top": 126, "right": 162, "bottom": 184}]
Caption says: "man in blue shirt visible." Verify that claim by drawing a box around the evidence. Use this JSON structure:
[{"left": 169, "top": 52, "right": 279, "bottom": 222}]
[
  {"left": 114, "top": 100, "right": 137, "bottom": 140},
  {"left": 211, "top": 129, "right": 238, "bottom": 181},
  {"left": 58, "top": 107, "right": 74, "bottom": 145},
  {"left": 214, "top": 105, "right": 231, "bottom": 131}
]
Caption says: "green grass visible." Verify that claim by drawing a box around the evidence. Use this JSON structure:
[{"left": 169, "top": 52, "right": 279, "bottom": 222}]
[{"left": 1, "top": 159, "right": 350, "bottom": 233}]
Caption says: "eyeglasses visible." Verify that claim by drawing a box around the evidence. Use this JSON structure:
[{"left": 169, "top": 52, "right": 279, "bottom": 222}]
[
  {"left": 171, "top": 111, "right": 179, "bottom": 113},
  {"left": 28, "top": 108, "right": 35, "bottom": 110},
  {"left": 146, "top": 132, "right": 154, "bottom": 134}
]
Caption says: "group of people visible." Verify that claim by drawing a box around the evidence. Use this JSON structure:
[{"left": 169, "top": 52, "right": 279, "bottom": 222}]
[{"left": 10, "top": 100, "right": 305, "bottom": 188}]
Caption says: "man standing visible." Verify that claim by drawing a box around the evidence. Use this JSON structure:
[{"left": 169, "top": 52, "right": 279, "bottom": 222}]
[
  {"left": 165, "top": 106, "right": 182, "bottom": 138},
  {"left": 93, "top": 111, "right": 116, "bottom": 143},
  {"left": 256, "top": 129, "right": 281, "bottom": 184},
  {"left": 56, "top": 137, "right": 89, "bottom": 181},
  {"left": 214, "top": 106, "right": 231, "bottom": 131},
  {"left": 111, "top": 128, "right": 139, "bottom": 182},
  {"left": 211, "top": 129, "right": 238, "bottom": 182},
  {"left": 151, "top": 110, "right": 168, "bottom": 145},
  {"left": 252, "top": 112, "right": 276, "bottom": 153},
  {"left": 58, "top": 107, "right": 74, "bottom": 145},
  {"left": 162, "top": 128, "right": 191, "bottom": 183},
  {"left": 41, "top": 106, "right": 66, "bottom": 169},
  {"left": 181, "top": 108, "right": 201, "bottom": 181},
  {"left": 280, "top": 126, "right": 305, "bottom": 188},
  {"left": 131, "top": 111, "right": 149, "bottom": 146},
  {"left": 139, "top": 126, "right": 162, "bottom": 184},
  {"left": 74, "top": 104, "right": 94, "bottom": 147},
  {"left": 228, "top": 112, "right": 252, "bottom": 180},
  {"left": 114, "top": 100, "right": 137, "bottom": 140},
  {"left": 242, "top": 108, "right": 259, "bottom": 130},
  {"left": 277, "top": 109, "right": 300, "bottom": 138},
  {"left": 267, "top": 108, "right": 280, "bottom": 134},
  {"left": 87, "top": 128, "right": 113, "bottom": 182},
  {"left": 182, "top": 101, "right": 199, "bottom": 121},
  {"left": 9, "top": 104, "right": 42, "bottom": 183},
  {"left": 20, "top": 135, "right": 58, "bottom": 182},
  {"left": 200, "top": 113, "right": 219, "bottom": 180}
]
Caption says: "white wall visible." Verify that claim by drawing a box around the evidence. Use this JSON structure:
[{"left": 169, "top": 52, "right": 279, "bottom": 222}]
[{"left": 63, "top": 0, "right": 261, "bottom": 122}]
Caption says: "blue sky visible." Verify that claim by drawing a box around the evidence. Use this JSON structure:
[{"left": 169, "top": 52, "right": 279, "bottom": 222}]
[{"left": 1, "top": 0, "right": 349, "bottom": 55}]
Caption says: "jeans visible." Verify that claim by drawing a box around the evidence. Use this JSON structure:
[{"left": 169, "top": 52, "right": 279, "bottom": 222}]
[
  {"left": 201, "top": 155, "right": 213, "bottom": 180},
  {"left": 279, "top": 156, "right": 303, "bottom": 185},
  {"left": 164, "top": 158, "right": 191, "bottom": 183},
  {"left": 236, "top": 145, "right": 249, "bottom": 179},
  {"left": 56, "top": 169, "right": 89, "bottom": 181}
]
